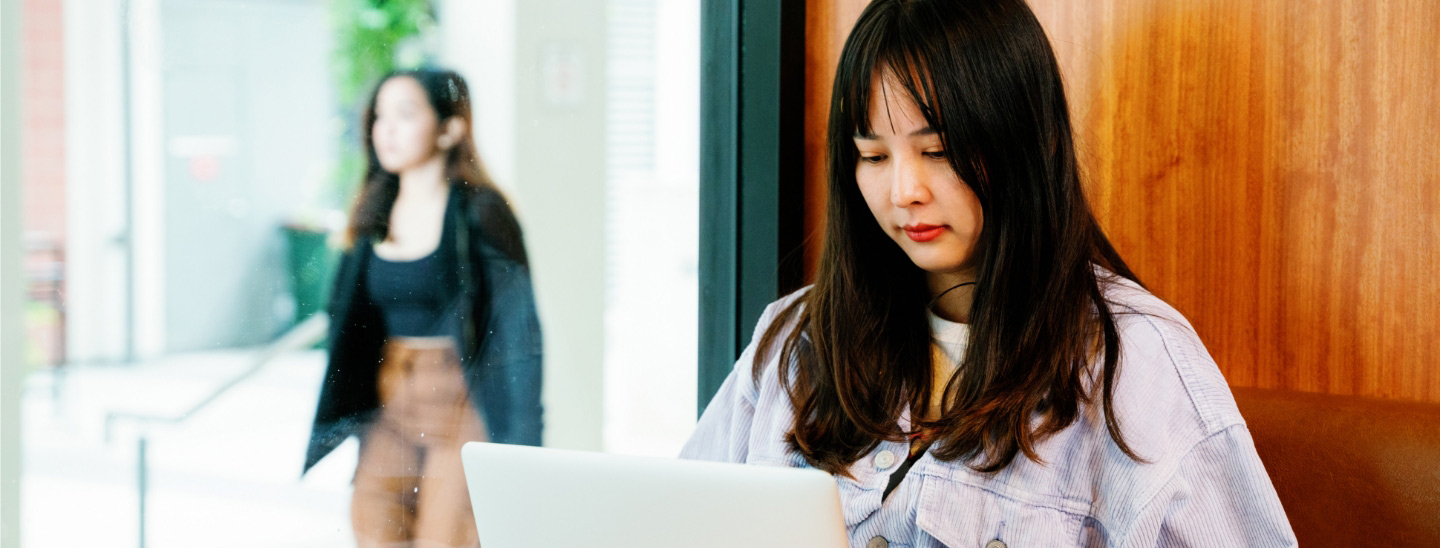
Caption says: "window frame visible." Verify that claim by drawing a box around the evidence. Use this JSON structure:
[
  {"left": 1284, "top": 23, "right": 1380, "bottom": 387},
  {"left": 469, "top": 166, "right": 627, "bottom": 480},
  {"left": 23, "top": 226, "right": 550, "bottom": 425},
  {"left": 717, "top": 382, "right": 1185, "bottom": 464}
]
[{"left": 697, "top": 0, "right": 808, "bottom": 415}]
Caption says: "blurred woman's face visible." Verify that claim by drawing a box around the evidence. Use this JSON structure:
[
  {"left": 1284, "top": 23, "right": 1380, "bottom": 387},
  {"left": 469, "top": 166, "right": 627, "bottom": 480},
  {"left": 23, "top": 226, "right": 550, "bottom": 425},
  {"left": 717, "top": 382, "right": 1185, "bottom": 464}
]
[
  {"left": 371, "top": 76, "right": 443, "bottom": 173},
  {"left": 853, "top": 73, "right": 984, "bottom": 281}
]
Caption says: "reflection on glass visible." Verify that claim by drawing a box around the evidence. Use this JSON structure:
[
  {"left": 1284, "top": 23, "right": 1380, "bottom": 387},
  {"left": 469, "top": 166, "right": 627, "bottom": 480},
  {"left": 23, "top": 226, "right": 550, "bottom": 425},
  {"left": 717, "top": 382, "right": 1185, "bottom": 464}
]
[
  {"left": 14, "top": 0, "right": 698, "bottom": 546},
  {"left": 306, "top": 68, "right": 541, "bottom": 548}
]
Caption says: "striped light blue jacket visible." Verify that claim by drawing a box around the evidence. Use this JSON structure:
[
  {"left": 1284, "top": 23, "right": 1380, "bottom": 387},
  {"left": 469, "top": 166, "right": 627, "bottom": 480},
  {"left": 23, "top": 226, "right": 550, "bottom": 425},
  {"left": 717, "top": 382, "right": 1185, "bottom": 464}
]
[{"left": 681, "top": 278, "right": 1296, "bottom": 548}]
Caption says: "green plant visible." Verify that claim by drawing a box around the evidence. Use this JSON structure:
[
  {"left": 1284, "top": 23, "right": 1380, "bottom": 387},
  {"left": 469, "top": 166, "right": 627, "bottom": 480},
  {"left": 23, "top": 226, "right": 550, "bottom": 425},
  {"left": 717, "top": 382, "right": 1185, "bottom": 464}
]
[
  {"left": 328, "top": 0, "right": 437, "bottom": 206},
  {"left": 332, "top": 0, "right": 436, "bottom": 108},
  {"left": 279, "top": 0, "right": 435, "bottom": 330}
]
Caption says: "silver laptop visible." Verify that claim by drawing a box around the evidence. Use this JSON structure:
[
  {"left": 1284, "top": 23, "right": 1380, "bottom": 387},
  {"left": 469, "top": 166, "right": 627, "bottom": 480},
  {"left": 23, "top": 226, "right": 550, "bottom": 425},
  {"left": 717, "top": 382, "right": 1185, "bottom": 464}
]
[{"left": 461, "top": 442, "right": 848, "bottom": 547}]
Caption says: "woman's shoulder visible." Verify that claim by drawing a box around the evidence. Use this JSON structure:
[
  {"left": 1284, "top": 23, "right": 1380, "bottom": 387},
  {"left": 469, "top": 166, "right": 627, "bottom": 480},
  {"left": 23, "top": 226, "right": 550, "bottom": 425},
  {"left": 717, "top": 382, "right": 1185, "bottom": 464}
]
[
  {"left": 680, "top": 287, "right": 814, "bottom": 464},
  {"left": 990, "top": 272, "right": 1278, "bottom": 542},
  {"left": 744, "top": 286, "right": 812, "bottom": 354},
  {"left": 1094, "top": 273, "right": 1248, "bottom": 451},
  {"left": 758, "top": 286, "right": 813, "bottom": 348},
  {"left": 456, "top": 184, "right": 529, "bottom": 265},
  {"left": 763, "top": 286, "right": 812, "bottom": 325},
  {"left": 722, "top": 286, "right": 812, "bottom": 401}
]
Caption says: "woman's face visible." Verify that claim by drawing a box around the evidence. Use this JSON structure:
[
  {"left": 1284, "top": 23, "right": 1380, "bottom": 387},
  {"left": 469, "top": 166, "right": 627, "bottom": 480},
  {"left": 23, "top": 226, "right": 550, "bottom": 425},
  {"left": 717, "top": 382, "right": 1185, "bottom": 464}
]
[
  {"left": 854, "top": 74, "right": 984, "bottom": 282},
  {"left": 371, "top": 76, "right": 443, "bottom": 173}
]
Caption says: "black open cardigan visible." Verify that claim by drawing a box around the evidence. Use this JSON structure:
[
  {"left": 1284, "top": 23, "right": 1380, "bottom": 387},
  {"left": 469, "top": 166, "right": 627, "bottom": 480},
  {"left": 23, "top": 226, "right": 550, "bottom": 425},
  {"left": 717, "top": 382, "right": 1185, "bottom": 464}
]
[{"left": 303, "top": 186, "right": 544, "bottom": 474}]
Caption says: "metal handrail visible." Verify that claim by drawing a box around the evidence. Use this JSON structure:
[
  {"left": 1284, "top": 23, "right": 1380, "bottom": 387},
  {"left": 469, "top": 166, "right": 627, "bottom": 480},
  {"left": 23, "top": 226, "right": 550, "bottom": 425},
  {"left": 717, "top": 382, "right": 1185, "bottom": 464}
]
[
  {"left": 103, "top": 313, "right": 329, "bottom": 548},
  {"left": 103, "top": 313, "right": 329, "bottom": 441}
]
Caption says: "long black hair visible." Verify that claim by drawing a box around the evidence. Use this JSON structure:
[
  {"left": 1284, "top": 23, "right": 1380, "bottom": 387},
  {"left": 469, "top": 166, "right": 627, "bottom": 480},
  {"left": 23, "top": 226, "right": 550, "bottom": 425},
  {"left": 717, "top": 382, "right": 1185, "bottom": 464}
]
[
  {"left": 754, "top": 0, "right": 1143, "bottom": 475},
  {"left": 345, "top": 68, "right": 527, "bottom": 266}
]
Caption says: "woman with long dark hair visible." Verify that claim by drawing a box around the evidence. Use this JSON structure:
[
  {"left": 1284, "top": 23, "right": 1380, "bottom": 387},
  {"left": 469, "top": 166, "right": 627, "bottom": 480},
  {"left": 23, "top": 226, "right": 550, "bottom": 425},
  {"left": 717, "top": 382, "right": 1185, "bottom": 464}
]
[
  {"left": 682, "top": 1, "right": 1294, "bottom": 546},
  {"left": 304, "top": 68, "right": 542, "bottom": 548}
]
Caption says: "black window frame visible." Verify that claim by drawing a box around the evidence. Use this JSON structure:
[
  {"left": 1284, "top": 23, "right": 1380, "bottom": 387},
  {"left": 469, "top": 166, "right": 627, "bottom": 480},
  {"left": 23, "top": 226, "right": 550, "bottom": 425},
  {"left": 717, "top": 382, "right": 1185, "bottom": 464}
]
[{"left": 698, "top": 0, "right": 808, "bottom": 416}]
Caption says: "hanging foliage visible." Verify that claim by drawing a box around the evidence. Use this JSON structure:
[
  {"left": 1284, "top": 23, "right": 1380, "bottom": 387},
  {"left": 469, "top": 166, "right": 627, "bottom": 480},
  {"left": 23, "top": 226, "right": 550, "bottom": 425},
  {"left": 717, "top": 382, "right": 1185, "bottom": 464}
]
[{"left": 328, "top": 0, "right": 437, "bottom": 205}]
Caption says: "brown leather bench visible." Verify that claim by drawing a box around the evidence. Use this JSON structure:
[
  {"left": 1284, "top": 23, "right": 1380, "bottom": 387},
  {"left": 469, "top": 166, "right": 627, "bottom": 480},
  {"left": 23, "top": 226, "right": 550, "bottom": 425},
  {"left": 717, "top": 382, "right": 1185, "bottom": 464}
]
[{"left": 1233, "top": 387, "right": 1440, "bottom": 547}]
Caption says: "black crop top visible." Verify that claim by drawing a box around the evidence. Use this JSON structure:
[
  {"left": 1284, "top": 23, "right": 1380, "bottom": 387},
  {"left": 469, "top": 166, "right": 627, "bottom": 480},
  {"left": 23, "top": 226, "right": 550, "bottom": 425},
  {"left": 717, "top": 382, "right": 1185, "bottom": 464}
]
[{"left": 366, "top": 205, "right": 462, "bottom": 338}]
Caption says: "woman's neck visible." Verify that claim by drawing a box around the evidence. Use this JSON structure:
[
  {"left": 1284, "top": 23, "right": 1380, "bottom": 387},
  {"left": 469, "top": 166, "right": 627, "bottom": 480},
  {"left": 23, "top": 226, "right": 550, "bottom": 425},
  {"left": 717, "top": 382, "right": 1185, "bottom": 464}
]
[
  {"left": 927, "top": 270, "right": 977, "bottom": 324},
  {"left": 396, "top": 154, "right": 449, "bottom": 202}
]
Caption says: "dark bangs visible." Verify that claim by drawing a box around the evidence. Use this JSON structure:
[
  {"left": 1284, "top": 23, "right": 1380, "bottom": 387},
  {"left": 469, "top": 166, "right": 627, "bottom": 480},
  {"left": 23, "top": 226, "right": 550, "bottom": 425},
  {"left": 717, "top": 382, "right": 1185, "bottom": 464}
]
[{"left": 829, "top": 0, "right": 1021, "bottom": 204}]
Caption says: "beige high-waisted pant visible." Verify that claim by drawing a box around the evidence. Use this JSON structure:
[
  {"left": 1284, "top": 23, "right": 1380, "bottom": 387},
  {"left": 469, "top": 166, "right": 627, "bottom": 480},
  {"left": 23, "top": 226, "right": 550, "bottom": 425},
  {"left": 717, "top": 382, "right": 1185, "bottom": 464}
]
[{"left": 352, "top": 338, "right": 487, "bottom": 548}]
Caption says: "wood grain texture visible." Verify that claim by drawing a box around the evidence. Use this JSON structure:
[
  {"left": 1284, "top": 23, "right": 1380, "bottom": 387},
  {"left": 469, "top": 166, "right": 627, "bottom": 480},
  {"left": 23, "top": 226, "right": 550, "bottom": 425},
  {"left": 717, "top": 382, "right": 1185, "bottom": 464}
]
[
  {"left": 803, "top": 0, "right": 872, "bottom": 280},
  {"left": 803, "top": 0, "right": 1440, "bottom": 403}
]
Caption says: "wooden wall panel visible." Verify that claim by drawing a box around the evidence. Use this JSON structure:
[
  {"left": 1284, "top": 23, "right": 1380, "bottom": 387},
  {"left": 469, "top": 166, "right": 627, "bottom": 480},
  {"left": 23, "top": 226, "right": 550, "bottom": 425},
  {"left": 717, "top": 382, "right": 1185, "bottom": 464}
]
[
  {"left": 802, "top": 0, "right": 870, "bottom": 280},
  {"left": 803, "top": 0, "right": 1440, "bottom": 403}
]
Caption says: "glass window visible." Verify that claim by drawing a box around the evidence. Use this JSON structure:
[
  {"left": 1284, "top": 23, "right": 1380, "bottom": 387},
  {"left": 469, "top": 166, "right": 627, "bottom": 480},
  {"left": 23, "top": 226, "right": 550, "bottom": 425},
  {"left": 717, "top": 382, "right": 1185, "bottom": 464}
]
[{"left": 11, "top": 0, "right": 699, "bottom": 545}]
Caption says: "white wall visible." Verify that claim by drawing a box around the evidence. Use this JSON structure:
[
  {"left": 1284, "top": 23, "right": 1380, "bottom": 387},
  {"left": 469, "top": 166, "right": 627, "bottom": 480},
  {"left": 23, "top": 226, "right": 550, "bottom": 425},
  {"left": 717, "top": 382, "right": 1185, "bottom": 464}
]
[
  {"left": 439, "top": 0, "right": 517, "bottom": 195},
  {"left": 439, "top": 0, "right": 609, "bottom": 451},
  {"left": 129, "top": 0, "right": 166, "bottom": 358},
  {"left": 517, "top": 0, "right": 609, "bottom": 451},
  {"left": 63, "top": 0, "right": 131, "bottom": 363},
  {"left": 2, "top": 0, "right": 27, "bottom": 541}
]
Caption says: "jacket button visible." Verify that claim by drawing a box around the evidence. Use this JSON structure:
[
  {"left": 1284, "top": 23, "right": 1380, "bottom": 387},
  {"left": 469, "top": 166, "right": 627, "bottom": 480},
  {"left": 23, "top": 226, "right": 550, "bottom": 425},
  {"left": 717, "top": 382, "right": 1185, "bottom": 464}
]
[
  {"left": 874, "top": 450, "right": 897, "bottom": 470},
  {"left": 985, "top": 540, "right": 1007, "bottom": 548},
  {"left": 867, "top": 535, "right": 889, "bottom": 548}
]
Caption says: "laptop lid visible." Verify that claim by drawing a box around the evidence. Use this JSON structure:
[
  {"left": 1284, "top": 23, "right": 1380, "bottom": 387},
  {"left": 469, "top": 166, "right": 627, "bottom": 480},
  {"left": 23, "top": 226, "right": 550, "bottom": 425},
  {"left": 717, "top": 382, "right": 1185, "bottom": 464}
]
[{"left": 461, "top": 442, "right": 848, "bottom": 547}]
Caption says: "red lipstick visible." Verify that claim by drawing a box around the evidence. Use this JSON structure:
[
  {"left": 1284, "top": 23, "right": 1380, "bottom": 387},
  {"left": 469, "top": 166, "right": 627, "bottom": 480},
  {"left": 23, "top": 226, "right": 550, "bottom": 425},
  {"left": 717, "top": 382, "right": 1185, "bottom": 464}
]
[{"left": 903, "top": 223, "right": 946, "bottom": 242}]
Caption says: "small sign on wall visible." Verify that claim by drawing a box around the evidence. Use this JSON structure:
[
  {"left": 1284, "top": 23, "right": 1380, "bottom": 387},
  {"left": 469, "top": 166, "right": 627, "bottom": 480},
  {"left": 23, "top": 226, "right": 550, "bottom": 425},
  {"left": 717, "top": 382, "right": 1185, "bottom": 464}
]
[
  {"left": 540, "top": 43, "right": 586, "bottom": 107},
  {"left": 168, "top": 134, "right": 237, "bottom": 183}
]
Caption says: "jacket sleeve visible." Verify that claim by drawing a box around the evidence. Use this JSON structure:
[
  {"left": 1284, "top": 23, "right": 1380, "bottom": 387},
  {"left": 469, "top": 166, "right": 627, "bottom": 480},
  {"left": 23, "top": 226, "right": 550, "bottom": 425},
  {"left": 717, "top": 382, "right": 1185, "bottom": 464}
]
[
  {"left": 471, "top": 250, "right": 545, "bottom": 446},
  {"left": 305, "top": 247, "right": 384, "bottom": 474},
  {"left": 1119, "top": 424, "right": 1298, "bottom": 548}
]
